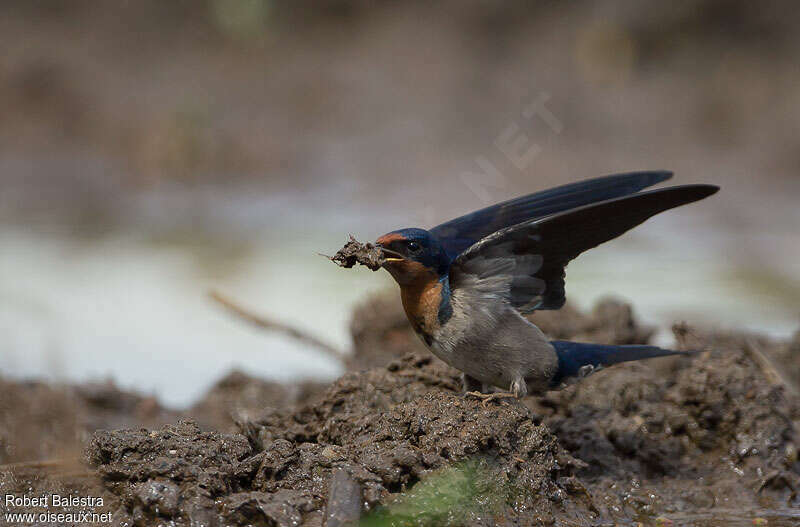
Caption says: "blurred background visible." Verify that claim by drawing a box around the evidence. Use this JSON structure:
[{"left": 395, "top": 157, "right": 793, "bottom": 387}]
[{"left": 1, "top": 0, "right": 798, "bottom": 408}]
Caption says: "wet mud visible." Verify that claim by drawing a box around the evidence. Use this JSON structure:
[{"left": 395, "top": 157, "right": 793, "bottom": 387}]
[
  {"left": 2, "top": 298, "right": 799, "bottom": 526},
  {"left": 328, "top": 236, "right": 385, "bottom": 272}
]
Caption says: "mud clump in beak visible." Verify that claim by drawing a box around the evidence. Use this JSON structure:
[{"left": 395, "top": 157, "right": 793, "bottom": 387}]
[{"left": 327, "top": 235, "right": 386, "bottom": 271}]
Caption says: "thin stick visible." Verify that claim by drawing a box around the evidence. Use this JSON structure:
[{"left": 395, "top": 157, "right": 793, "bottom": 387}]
[
  {"left": 209, "top": 290, "right": 346, "bottom": 361},
  {"left": 745, "top": 338, "right": 800, "bottom": 398},
  {"left": 741, "top": 339, "right": 800, "bottom": 452}
]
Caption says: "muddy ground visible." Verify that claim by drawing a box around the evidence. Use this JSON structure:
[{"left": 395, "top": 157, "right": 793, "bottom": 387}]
[{"left": 1, "top": 297, "right": 799, "bottom": 526}]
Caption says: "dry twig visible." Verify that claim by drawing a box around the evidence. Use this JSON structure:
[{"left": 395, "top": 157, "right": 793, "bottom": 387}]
[
  {"left": 745, "top": 338, "right": 800, "bottom": 398},
  {"left": 209, "top": 290, "right": 346, "bottom": 361}
]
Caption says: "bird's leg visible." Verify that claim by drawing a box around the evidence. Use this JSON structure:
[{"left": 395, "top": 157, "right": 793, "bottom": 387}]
[
  {"left": 511, "top": 377, "right": 528, "bottom": 398},
  {"left": 465, "top": 391, "right": 517, "bottom": 406}
]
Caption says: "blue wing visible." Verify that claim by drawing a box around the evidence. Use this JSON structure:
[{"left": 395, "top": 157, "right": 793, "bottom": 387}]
[
  {"left": 430, "top": 170, "right": 673, "bottom": 258},
  {"left": 449, "top": 185, "right": 719, "bottom": 312}
]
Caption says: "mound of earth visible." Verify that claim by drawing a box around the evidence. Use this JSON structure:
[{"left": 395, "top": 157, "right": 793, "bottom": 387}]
[
  {"left": 87, "top": 354, "right": 589, "bottom": 526},
  {"left": 188, "top": 370, "right": 329, "bottom": 433},
  {"left": 2, "top": 297, "right": 799, "bottom": 526}
]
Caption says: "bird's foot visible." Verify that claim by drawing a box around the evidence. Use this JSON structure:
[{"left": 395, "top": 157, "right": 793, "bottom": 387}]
[{"left": 465, "top": 391, "right": 518, "bottom": 407}]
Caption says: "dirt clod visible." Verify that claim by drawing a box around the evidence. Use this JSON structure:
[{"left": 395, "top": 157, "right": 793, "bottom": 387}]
[{"left": 328, "top": 235, "right": 384, "bottom": 271}]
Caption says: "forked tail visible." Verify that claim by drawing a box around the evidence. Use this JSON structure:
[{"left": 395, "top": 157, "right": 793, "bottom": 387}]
[{"left": 550, "top": 340, "right": 690, "bottom": 386}]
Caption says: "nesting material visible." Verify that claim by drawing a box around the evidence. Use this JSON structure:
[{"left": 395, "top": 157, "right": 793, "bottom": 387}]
[{"left": 327, "top": 235, "right": 385, "bottom": 271}]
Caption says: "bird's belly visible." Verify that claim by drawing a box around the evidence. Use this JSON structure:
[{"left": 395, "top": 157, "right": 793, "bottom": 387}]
[
  {"left": 425, "top": 310, "right": 557, "bottom": 392},
  {"left": 426, "top": 331, "right": 515, "bottom": 388}
]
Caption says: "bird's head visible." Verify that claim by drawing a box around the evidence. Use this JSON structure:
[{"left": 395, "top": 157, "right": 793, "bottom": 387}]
[{"left": 375, "top": 228, "right": 450, "bottom": 285}]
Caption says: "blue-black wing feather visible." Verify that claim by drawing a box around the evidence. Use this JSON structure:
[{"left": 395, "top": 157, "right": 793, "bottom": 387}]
[
  {"left": 430, "top": 170, "right": 673, "bottom": 258},
  {"left": 449, "top": 184, "right": 719, "bottom": 312},
  {"left": 550, "top": 341, "right": 690, "bottom": 386}
]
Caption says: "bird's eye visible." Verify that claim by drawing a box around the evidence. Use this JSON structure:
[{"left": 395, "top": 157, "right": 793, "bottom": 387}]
[{"left": 407, "top": 241, "right": 421, "bottom": 252}]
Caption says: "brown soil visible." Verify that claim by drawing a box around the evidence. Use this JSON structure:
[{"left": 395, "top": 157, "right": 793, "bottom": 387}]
[{"left": 2, "top": 298, "right": 799, "bottom": 526}]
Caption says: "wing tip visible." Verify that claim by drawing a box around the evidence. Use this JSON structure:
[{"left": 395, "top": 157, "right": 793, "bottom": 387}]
[
  {"left": 643, "top": 169, "right": 673, "bottom": 185},
  {"left": 613, "top": 172, "right": 721, "bottom": 199},
  {"left": 631, "top": 183, "right": 719, "bottom": 201},
  {"left": 670, "top": 183, "right": 720, "bottom": 201},
  {"left": 699, "top": 184, "right": 721, "bottom": 196}
]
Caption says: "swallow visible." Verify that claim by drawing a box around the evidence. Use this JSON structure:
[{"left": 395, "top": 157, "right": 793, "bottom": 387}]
[{"left": 374, "top": 171, "right": 719, "bottom": 401}]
